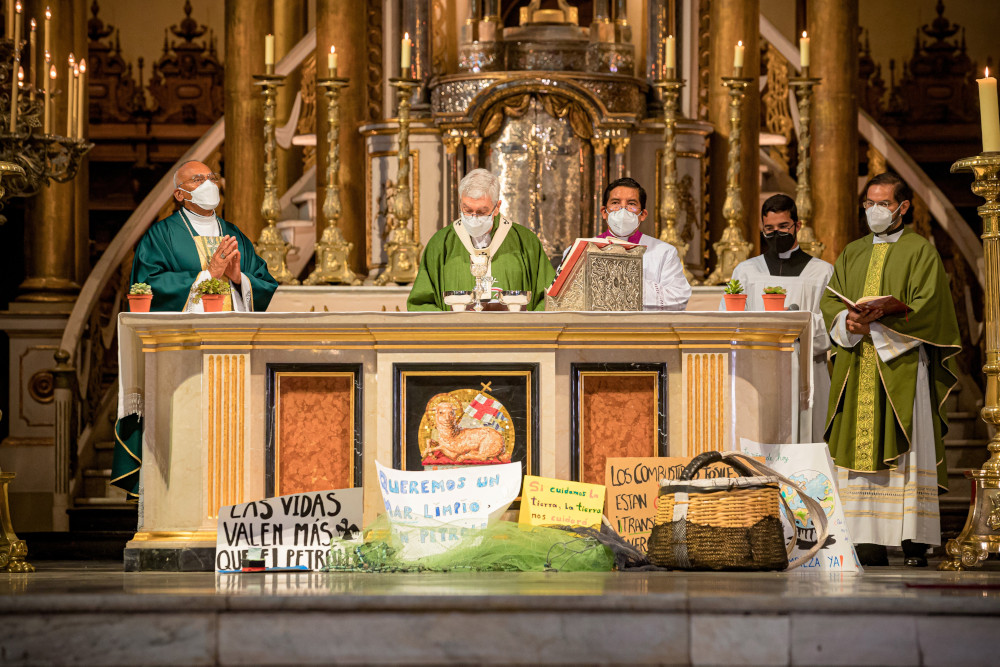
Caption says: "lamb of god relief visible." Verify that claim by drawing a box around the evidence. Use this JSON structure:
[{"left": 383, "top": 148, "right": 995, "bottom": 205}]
[{"left": 395, "top": 365, "right": 537, "bottom": 475}]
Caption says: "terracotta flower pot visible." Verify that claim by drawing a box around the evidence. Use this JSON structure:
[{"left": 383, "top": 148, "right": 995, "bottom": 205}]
[
  {"left": 127, "top": 294, "right": 152, "bottom": 312},
  {"left": 723, "top": 293, "right": 747, "bottom": 311},
  {"left": 201, "top": 294, "right": 225, "bottom": 312},
  {"left": 762, "top": 294, "right": 787, "bottom": 311}
]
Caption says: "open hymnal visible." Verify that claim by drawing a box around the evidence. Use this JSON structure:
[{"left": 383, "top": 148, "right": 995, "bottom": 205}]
[
  {"left": 824, "top": 285, "right": 911, "bottom": 316},
  {"left": 547, "top": 237, "right": 641, "bottom": 298}
]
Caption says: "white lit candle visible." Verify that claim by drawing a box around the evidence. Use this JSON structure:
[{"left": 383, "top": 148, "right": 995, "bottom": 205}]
[
  {"left": 45, "top": 63, "right": 55, "bottom": 134},
  {"left": 328, "top": 45, "right": 337, "bottom": 77},
  {"left": 43, "top": 7, "right": 50, "bottom": 70},
  {"left": 264, "top": 33, "right": 274, "bottom": 68},
  {"left": 665, "top": 34, "right": 675, "bottom": 73},
  {"left": 28, "top": 18, "right": 35, "bottom": 98},
  {"left": 13, "top": 1, "right": 21, "bottom": 48},
  {"left": 66, "top": 53, "right": 74, "bottom": 137},
  {"left": 800, "top": 31, "right": 810, "bottom": 69},
  {"left": 401, "top": 31, "right": 411, "bottom": 75},
  {"left": 978, "top": 68, "right": 1000, "bottom": 153},
  {"left": 734, "top": 40, "right": 745, "bottom": 72},
  {"left": 77, "top": 58, "right": 86, "bottom": 138}
]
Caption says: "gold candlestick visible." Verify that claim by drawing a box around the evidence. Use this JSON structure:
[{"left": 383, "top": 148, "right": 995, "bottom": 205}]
[
  {"left": 654, "top": 77, "right": 692, "bottom": 281},
  {"left": 939, "top": 151, "right": 1000, "bottom": 571},
  {"left": 305, "top": 77, "right": 361, "bottom": 286},
  {"left": 789, "top": 74, "right": 825, "bottom": 258},
  {"left": 253, "top": 72, "right": 298, "bottom": 285},
  {"left": 706, "top": 76, "right": 753, "bottom": 285},
  {"left": 375, "top": 78, "right": 423, "bottom": 286}
]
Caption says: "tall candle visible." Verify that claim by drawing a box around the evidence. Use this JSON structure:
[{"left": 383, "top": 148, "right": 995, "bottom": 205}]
[
  {"left": 799, "top": 31, "right": 810, "bottom": 69},
  {"left": 45, "top": 63, "right": 55, "bottom": 134},
  {"left": 734, "top": 40, "right": 745, "bottom": 71},
  {"left": 665, "top": 34, "right": 675, "bottom": 73},
  {"left": 328, "top": 45, "right": 337, "bottom": 78},
  {"left": 77, "top": 58, "right": 86, "bottom": 138},
  {"left": 978, "top": 68, "right": 1000, "bottom": 153},
  {"left": 29, "top": 18, "right": 35, "bottom": 98},
  {"left": 401, "top": 32, "right": 411, "bottom": 74},
  {"left": 43, "top": 7, "right": 50, "bottom": 72},
  {"left": 5, "top": 0, "right": 12, "bottom": 39},
  {"left": 66, "top": 53, "right": 74, "bottom": 137},
  {"left": 264, "top": 33, "right": 274, "bottom": 67}
]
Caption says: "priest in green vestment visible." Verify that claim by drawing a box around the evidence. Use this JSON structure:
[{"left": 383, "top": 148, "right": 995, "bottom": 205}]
[
  {"left": 820, "top": 172, "right": 961, "bottom": 567},
  {"left": 113, "top": 160, "right": 278, "bottom": 497},
  {"left": 407, "top": 168, "right": 555, "bottom": 311}
]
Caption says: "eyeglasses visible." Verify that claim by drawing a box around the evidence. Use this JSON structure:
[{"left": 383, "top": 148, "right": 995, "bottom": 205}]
[
  {"left": 763, "top": 222, "right": 796, "bottom": 234},
  {"left": 606, "top": 203, "right": 641, "bottom": 213},
  {"left": 862, "top": 200, "right": 895, "bottom": 209},
  {"left": 183, "top": 172, "right": 221, "bottom": 186}
]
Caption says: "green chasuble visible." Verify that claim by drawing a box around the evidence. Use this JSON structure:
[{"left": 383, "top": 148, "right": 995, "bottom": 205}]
[
  {"left": 820, "top": 229, "right": 961, "bottom": 489},
  {"left": 407, "top": 216, "right": 556, "bottom": 311},
  {"left": 129, "top": 210, "right": 278, "bottom": 312},
  {"left": 113, "top": 210, "right": 278, "bottom": 497}
]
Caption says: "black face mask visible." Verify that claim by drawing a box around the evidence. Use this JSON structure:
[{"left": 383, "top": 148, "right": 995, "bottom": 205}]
[{"left": 762, "top": 231, "right": 797, "bottom": 255}]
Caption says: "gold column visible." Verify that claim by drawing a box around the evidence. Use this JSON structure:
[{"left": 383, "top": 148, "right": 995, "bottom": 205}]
[
  {"left": 273, "top": 0, "right": 307, "bottom": 196},
  {"left": 807, "top": 0, "right": 858, "bottom": 262},
  {"left": 707, "top": 0, "right": 759, "bottom": 261},
  {"left": 17, "top": 0, "right": 86, "bottom": 301},
  {"left": 73, "top": 0, "right": 88, "bottom": 285},
  {"left": 224, "top": 0, "right": 270, "bottom": 241},
  {"left": 317, "top": 0, "right": 368, "bottom": 276}
]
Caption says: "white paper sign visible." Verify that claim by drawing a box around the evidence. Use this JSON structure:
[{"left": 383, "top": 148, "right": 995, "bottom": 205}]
[
  {"left": 215, "top": 488, "right": 363, "bottom": 572},
  {"left": 739, "top": 438, "right": 862, "bottom": 573},
  {"left": 375, "top": 460, "right": 521, "bottom": 559}
]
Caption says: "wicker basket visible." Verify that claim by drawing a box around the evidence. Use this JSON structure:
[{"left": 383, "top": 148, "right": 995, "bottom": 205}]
[{"left": 647, "top": 451, "right": 828, "bottom": 571}]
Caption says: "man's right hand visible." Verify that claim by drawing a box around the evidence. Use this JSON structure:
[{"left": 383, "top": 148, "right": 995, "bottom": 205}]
[
  {"left": 845, "top": 306, "right": 884, "bottom": 336},
  {"left": 208, "top": 236, "right": 239, "bottom": 279}
]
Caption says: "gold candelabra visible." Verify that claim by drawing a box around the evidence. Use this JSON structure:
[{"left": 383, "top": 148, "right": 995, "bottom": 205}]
[
  {"left": 789, "top": 71, "right": 825, "bottom": 258},
  {"left": 253, "top": 71, "right": 298, "bottom": 285},
  {"left": 705, "top": 75, "right": 753, "bottom": 285},
  {"left": 939, "top": 150, "right": 1000, "bottom": 570},
  {"left": 654, "top": 76, "right": 693, "bottom": 282},
  {"left": 375, "top": 78, "right": 424, "bottom": 286},
  {"left": 305, "top": 77, "right": 361, "bottom": 286}
]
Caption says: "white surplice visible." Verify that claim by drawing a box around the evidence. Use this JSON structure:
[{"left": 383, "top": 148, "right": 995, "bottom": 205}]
[
  {"left": 828, "top": 227, "right": 940, "bottom": 546},
  {"left": 723, "top": 250, "right": 834, "bottom": 442}
]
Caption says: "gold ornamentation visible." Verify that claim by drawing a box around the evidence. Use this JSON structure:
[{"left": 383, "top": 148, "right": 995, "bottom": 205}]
[
  {"left": 545, "top": 242, "right": 645, "bottom": 311},
  {"left": 0, "top": 472, "right": 34, "bottom": 573},
  {"left": 296, "top": 54, "right": 317, "bottom": 171},
  {"left": 206, "top": 354, "right": 246, "bottom": 519},
  {"left": 375, "top": 79, "right": 424, "bottom": 286},
  {"left": 762, "top": 44, "right": 793, "bottom": 171},
  {"left": 866, "top": 142, "right": 887, "bottom": 178},
  {"left": 654, "top": 78, "right": 692, "bottom": 280},
  {"left": 684, "top": 352, "right": 727, "bottom": 456},
  {"left": 853, "top": 242, "right": 891, "bottom": 469},
  {"left": 28, "top": 370, "right": 55, "bottom": 404},
  {"left": 696, "top": 0, "right": 711, "bottom": 120},
  {"left": 253, "top": 73, "right": 298, "bottom": 285},
  {"left": 305, "top": 79, "right": 361, "bottom": 286},
  {"left": 939, "top": 152, "right": 1000, "bottom": 570},
  {"left": 705, "top": 77, "right": 753, "bottom": 285},
  {"left": 366, "top": 1, "right": 384, "bottom": 122},
  {"left": 790, "top": 74, "right": 825, "bottom": 258}
]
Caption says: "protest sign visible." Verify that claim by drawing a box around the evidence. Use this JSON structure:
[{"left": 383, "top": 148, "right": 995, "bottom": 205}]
[
  {"left": 375, "top": 460, "right": 521, "bottom": 559},
  {"left": 740, "top": 438, "right": 861, "bottom": 573},
  {"left": 519, "top": 475, "right": 605, "bottom": 529},
  {"left": 604, "top": 457, "right": 744, "bottom": 552},
  {"left": 215, "top": 487, "right": 363, "bottom": 572}
]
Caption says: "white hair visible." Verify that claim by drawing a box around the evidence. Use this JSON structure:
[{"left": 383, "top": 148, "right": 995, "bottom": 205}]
[{"left": 458, "top": 168, "right": 500, "bottom": 206}]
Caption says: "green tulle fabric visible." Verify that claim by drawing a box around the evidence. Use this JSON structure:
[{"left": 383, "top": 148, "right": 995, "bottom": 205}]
[{"left": 324, "top": 518, "right": 615, "bottom": 573}]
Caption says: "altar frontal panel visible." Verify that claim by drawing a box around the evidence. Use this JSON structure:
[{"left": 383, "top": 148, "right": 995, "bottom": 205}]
[
  {"left": 266, "top": 365, "right": 363, "bottom": 496},
  {"left": 571, "top": 364, "right": 668, "bottom": 484}
]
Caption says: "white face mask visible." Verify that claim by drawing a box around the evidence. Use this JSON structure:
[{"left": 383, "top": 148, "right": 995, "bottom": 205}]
[
  {"left": 865, "top": 202, "right": 901, "bottom": 234},
  {"left": 461, "top": 211, "right": 494, "bottom": 238},
  {"left": 607, "top": 208, "right": 640, "bottom": 238},
  {"left": 179, "top": 179, "right": 221, "bottom": 211}
]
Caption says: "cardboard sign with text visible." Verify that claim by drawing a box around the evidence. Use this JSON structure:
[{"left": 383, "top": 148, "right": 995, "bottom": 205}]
[
  {"left": 519, "top": 475, "right": 605, "bottom": 529},
  {"left": 215, "top": 488, "right": 363, "bottom": 572},
  {"left": 604, "top": 457, "right": 745, "bottom": 553},
  {"left": 376, "top": 460, "right": 521, "bottom": 559}
]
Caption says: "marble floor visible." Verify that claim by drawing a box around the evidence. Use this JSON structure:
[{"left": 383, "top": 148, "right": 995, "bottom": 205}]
[{"left": 2, "top": 560, "right": 1000, "bottom": 666}]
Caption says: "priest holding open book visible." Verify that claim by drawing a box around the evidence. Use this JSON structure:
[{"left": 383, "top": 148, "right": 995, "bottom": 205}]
[{"left": 821, "top": 171, "right": 961, "bottom": 568}]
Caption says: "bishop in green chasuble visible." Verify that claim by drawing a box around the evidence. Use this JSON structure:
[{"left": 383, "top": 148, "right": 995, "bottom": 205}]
[{"left": 821, "top": 226, "right": 960, "bottom": 546}]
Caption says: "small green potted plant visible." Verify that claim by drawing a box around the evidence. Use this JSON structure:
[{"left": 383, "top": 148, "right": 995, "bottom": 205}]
[
  {"left": 723, "top": 278, "right": 746, "bottom": 311},
  {"left": 193, "top": 277, "right": 231, "bottom": 313},
  {"left": 762, "top": 285, "right": 787, "bottom": 311},
  {"left": 128, "top": 283, "right": 153, "bottom": 312}
]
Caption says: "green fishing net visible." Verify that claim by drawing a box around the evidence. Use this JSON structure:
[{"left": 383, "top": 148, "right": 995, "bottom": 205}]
[{"left": 324, "top": 516, "right": 615, "bottom": 573}]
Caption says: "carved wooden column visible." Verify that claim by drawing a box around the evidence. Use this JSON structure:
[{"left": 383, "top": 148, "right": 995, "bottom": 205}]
[
  {"left": 807, "top": 0, "right": 859, "bottom": 262},
  {"left": 274, "top": 0, "right": 307, "bottom": 196},
  {"left": 317, "top": 0, "right": 368, "bottom": 275},
  {"left": 224, "top": 0, "right": 270, "bottom": 241},
  {"left": 706, "top": 0, "right": 759, "bottom": 260}
]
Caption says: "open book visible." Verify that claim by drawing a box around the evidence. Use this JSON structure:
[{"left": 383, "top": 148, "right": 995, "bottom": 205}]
[
  {"left": 547, "top": 237, "right": 641, "bottom": 298},
  {"left": 825, "top": 285, "right": 911, "bottom": 316}
]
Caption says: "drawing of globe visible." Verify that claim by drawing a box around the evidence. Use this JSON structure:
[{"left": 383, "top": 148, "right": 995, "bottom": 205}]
[{"left": 780, "top": 470, "right": 835, "bottom": 530}]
